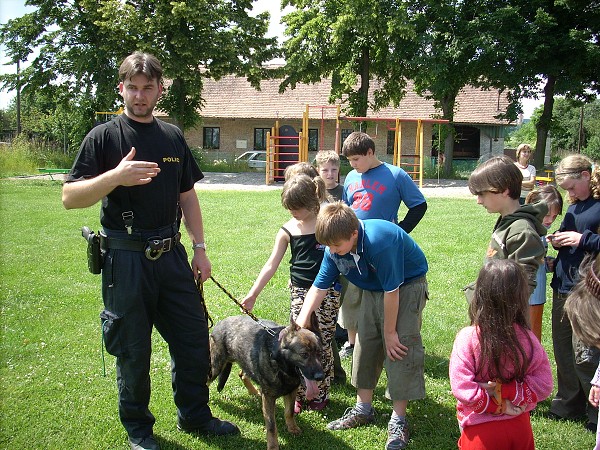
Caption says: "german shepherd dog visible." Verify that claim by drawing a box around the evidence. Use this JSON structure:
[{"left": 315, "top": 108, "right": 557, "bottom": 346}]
[{"left": 209, "top": 313, "right": 324, "bottom": 450}]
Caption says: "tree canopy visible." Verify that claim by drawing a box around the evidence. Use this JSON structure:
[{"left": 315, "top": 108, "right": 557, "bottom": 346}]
[
  {"left": 505, "top": 98, "right": 600, "bottom": 162},
  {"left": 2, "top": 0, "right": 599, "bottom": 167},
  {"left": 280, "top": 0, "right": 417, "bottom": 118},
  {"left": 1, "top": 0, "right": 278, "bottom": 144},
  {"left": 279, "top": 0, "right": 600, "bottom": 171},
  {"left": 462, "top": 0, "right": 600, "bottom": 167}
]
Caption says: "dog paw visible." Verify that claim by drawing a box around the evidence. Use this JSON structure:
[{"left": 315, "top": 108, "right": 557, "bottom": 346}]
[{"left": 287, "top": 425, "right": 302, "bottom": 435}]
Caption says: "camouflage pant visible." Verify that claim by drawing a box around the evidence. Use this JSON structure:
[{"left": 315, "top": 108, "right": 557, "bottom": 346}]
[{"left": 289, "top": 285, "right": 340, "bottom": 404}]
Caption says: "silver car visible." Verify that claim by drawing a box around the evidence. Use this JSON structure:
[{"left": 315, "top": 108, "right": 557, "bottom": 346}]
[{"left": 235, "top": 151, "right": 267, "bottom": 169}]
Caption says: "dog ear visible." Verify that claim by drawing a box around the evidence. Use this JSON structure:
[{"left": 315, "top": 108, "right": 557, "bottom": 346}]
[
  {"left": 278, "top": 326, "right": 288, "bottom": 343},
  {"left": 305, "top": 311, "right": 323, "bottom": 344},
  {"left": 289, "top": 316, "right": 301, "bottom": 331}
]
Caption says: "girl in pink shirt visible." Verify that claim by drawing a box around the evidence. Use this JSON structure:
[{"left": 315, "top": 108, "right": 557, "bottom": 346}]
[{"left": 450, "top": 259, "right": 553, "bottom": 450}]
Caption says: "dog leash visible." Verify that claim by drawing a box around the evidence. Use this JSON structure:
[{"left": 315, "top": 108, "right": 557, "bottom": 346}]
[
  {"left": 196, "top": 277, "right": 214, "bottom": 329},
  {"left": 206, "top": 275, "right": 277, "bottom": 337}
]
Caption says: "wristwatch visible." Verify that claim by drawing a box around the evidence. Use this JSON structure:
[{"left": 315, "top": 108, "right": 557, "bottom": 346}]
[{"left": 192, "top": 242, "right": 206, "bottom": 250}]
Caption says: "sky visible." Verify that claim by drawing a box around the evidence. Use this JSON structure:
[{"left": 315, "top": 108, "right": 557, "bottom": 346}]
[
  {"left": 0, "top": 0, "right": 543, "bottom": 116},
  {"left": 0, "top": 0, "right": 37, "bottom": 109}
]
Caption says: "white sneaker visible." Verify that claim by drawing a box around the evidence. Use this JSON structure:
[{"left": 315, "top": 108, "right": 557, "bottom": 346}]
[{"left": 339, "top": 342, "right": 354, "bottom": 359}]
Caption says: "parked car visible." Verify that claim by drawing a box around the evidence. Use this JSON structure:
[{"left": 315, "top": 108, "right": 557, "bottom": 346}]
[{"left": 235, "top": 151, "right": 267, "bottom": 169}]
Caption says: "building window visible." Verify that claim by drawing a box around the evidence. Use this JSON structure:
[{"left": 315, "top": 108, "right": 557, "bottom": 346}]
[
  {"left": 387, "top": 130, "right": 395, "bottom": 155},
  {"left": 340, "top": 129, "right": 353, "bottom": 151},
  {"left": 453, "top": 126, "right": 481, "bottom": 159},
  {"left": 308, "top": 128, "right": 319, "bottom": 152},
  {"left": 203, "top": 127, "right": 220, "bottom": 149},
  {"left": 254, "top": 128, "right": 271, "bottom": 150}
]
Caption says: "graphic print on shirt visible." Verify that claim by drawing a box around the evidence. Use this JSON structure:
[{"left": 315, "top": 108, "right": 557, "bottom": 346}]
[
  {"left": 346, "top": 179, "right": 387, "bottom": 213},
  {"left": 331, "top": 256, "right": 357, "bottom": 275}
]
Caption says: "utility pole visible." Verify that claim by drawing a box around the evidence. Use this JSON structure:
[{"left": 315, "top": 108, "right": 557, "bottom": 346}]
[
  {"left": 16, "top": 59, "right": 22, "bottom": 136},
  {"left": 577, "top": 105, "right": 584, "bottom": 153}
]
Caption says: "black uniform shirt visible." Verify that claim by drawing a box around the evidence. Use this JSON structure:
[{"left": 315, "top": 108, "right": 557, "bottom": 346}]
[{"left": 67, "top": 114, "right": 204, "bottom": 231}]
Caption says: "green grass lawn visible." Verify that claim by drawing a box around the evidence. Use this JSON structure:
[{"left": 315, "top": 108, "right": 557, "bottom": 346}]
[{"left": 0, "top": 179, "right": 595, "bottom": 449}]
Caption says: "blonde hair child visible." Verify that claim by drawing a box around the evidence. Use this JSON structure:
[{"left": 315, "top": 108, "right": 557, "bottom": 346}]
[
  {"left": 547, "top": 153, "right": 600, "bottom": 429},
  {"left": 524, "top": 185, "right": 563, "bottom": 341},
  {"left": 315, "top": 151, "right": 343, "bottom": 198},
  {"left": 284, "top": 162, "right": 330, "bottom": 204},
  {"left": 241, "top": 174, "right": 340, "bottom": 413}
]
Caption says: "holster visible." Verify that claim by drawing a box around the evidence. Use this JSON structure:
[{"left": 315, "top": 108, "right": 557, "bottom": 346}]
[{"left": 81, "top": 226, "right": 105, "bottom": 274}]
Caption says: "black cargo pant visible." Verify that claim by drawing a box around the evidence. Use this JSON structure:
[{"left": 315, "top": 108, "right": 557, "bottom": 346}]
[
  {"left": 101, "top": 228, "right": 212, "bottom": 439},
  {"left": 551, "top": 290, "right": 599, "bottom": 424}
]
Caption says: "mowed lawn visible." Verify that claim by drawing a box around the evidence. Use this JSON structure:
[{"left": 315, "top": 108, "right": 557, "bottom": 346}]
[{"left": 0, "top": 179, "right": 595, "bottom": 450}]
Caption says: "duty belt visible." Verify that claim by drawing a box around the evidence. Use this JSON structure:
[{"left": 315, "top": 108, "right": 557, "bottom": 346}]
[{"left": 101, "top": 232, "right": 181, "bottom": 261}]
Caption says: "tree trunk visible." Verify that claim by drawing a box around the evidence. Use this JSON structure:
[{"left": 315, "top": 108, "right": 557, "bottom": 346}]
[
  {"left": 533, "top": 75, "right": 556, "bottom": 168},
  {"left": 440, "top": 95, "right": 456, "bottom": 175},
  {"left": 444, "top": 131, "right": 455, "bottom": 174},
  {"left": 171, "top": 77, "right": 185, "bottom": 132},
  {"left": 359, "top": 46, "right": 370, "bottom": 117}
]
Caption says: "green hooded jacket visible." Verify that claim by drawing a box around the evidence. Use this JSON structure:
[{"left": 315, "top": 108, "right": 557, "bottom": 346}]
[{"left": 484, "top": 201, "right": 548, "bottom": 294}]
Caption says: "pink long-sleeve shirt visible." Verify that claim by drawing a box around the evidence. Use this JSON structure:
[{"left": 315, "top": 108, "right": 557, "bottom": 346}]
[{"left": 449, "top": 325, "right": 553, "bottom": 428}]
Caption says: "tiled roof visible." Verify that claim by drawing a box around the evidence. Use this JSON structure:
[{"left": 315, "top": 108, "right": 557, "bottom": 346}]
[{"left": 199, "top": 73, "right": 511, "bottom": 125}]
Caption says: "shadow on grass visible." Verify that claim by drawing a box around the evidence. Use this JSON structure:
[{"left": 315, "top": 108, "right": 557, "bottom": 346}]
[
  {"left": 210, "top": 391, "right": 355, "bottom": 450},
  {"left": 156, "top": 432, "right": 265, "bottom": 450},
  {"left": 424, "top": 352, "right": 450, "bottom": 379}
]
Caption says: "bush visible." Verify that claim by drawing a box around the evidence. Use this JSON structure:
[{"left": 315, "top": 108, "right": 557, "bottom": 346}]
[
  {"left": 0, "top": 136, "right": 73, "bottom": 177},
  {"left": 0, "top": 139, "right": 38, "bottom": 176},
  {"left": 584, "top": 135, "right": 600, "bottom": 162},
  {"left": 191, "top": 148, "right": 248, "bottom": 173}
]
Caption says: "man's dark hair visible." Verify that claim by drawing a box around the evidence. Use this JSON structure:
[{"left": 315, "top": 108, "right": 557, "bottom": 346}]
[{"left": 118, "top": 52, "right": 163, "bottom": 83}]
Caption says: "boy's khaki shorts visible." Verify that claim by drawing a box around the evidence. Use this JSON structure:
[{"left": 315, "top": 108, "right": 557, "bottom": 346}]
[
  {"left": 352, "top": 276, "right": 428, "bottom": 401},
  {"left": 338, "top": 277, "right": 361, "bottom": 330}
]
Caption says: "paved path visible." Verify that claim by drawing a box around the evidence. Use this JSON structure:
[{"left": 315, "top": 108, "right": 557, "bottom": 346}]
[
  {"left": 20, "top": 170, "right": 472, "bottom": 198},
  {"left": 195, "top": 172, "right": 471, "bottom": 198}
]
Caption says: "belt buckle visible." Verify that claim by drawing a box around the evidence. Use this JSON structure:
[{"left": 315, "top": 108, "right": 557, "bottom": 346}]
[
  {"left": 162, "top": 237, "right": 173, "bottom": 252},
  {"left": 145, "top": 238, "right": 164, "bottom": 261}
]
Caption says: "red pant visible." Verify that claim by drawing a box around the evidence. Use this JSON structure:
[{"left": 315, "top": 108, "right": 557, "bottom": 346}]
[{"left": 458, "top": 413, "right": 534, "bottom": 450}]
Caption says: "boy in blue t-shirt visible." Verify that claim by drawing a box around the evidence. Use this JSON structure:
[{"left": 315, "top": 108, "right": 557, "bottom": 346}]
[
  {"left": 295, "top": 202, "right": 428, "bottom": 450},
  {"left": 338, "top": 131, "right": 427, "bottom": 360},
  {"left": 342, "top": 131, "right": 427, "bottom": 228}
]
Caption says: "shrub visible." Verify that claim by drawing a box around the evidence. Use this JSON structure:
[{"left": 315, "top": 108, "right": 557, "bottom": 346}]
[{"left": 0, "top": 136, "right": 74, "bottom": 177}]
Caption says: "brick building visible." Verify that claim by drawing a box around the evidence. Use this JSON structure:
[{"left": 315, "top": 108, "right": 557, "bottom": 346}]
[{"left": 173, "top": 71, "right": 513, "bottom": 163}]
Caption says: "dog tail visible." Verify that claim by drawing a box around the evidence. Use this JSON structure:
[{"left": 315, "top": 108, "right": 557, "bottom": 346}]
[{"left": 217, "top": 362, "right": 233, "bottom": 392}]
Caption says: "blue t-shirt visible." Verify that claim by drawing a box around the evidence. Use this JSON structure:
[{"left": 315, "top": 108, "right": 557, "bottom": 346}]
[
  {"left": 343, "top": 162, "right": 426, "bottom": 223},
  {"left": 313, "top": 219, "right": 428, "bottom": 292}
]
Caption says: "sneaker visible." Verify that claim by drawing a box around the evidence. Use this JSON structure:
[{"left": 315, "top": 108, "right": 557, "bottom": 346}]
[
  {"left": 177, "top": 418, "right": 240, "bottom": 436},
  {"left": 294, "top": 400, "right": 303, "bottom": 415},
  {"left": 327, "top": 406, "right": 375, "bottom": 430},
  {"left": 386, "top": 419, "right": 409, "bottom": 450},
  {"left": 129, "top": 435, "right": 160, "bottom": 450},
  {"left": 339, "top": 342, "right": 354, "bottom": 359},
  {"left": 307, "top": 398, "right": 329, "bottom": 411}
]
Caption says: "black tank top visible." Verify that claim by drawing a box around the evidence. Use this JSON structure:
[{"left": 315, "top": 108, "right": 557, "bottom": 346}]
[{"left": 281, "top": 227, "right": 326, "bottom": 289}]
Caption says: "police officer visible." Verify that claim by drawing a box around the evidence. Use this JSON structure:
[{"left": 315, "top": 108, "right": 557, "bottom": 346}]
[{"left": 62, "top": 52, "right": 239, "bottom": 450}]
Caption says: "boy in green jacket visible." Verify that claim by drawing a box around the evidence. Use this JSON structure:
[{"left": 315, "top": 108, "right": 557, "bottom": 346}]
[{"left": 467, "top": 156, "right": 547, "bottom": 296}]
